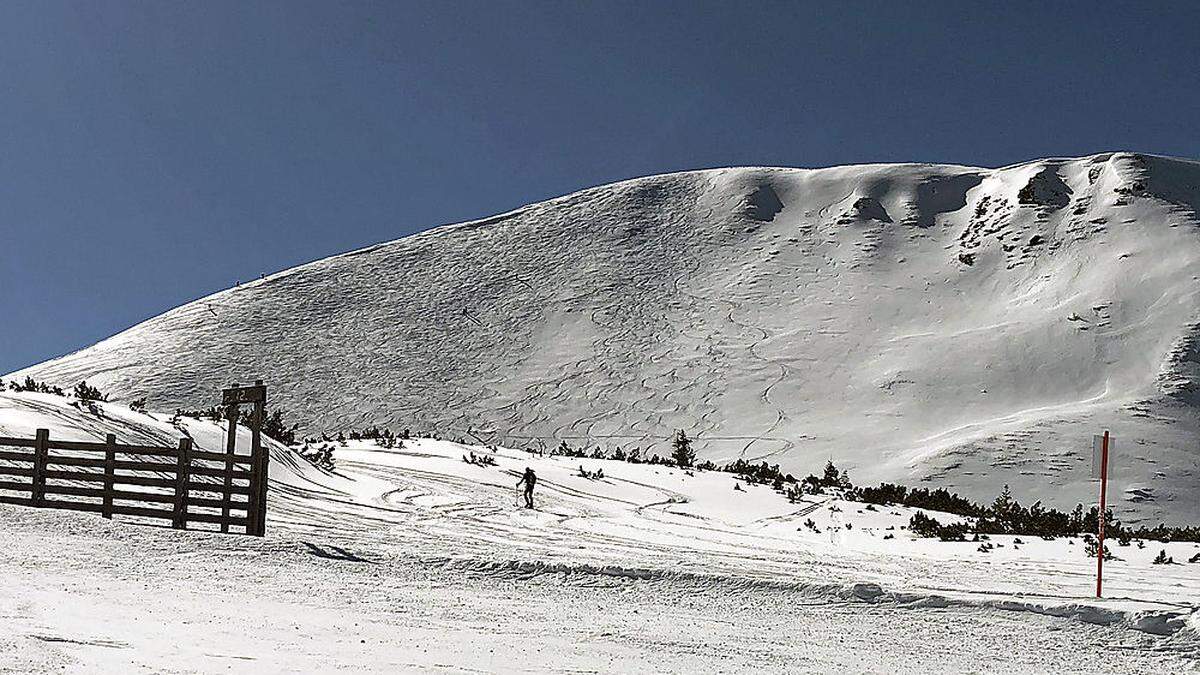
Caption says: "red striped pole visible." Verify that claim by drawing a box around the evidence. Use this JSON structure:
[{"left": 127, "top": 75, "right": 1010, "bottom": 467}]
[{"left": 1096, "top": 430, "right": 1109, "bottom": 598}]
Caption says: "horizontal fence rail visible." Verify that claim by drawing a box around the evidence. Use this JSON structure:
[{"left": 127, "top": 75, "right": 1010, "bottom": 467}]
[{"left": 0, "top": 429, "right": 267, "bottom": 536}]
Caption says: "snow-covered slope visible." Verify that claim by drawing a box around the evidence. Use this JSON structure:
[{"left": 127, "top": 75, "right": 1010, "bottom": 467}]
[
  {"left": 3, "top": 412, "right": 1197, "bottom": 672},
  {"left": 0, "top": 391, "right": 351, "bottom": 502},
  {"left": 6, "top": 393, "right": 1194, "bottom": 646},
  {"left": 10, "top": 152, "right": 1200, "bottom": 522}
]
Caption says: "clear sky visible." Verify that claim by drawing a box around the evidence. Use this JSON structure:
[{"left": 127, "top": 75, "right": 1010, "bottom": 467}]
[{"left": 2, "top": 1, "right": 1198, "bottom": 374}]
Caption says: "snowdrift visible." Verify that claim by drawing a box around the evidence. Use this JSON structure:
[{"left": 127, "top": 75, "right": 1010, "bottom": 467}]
[{"left": 0, "top": 391, "right": 351, "bottom": 501}]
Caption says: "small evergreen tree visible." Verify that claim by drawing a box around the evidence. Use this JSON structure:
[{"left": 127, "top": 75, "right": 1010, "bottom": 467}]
[
  {"left": 990, "top": 485, "right": 1017, "bottom": 533},
  {"left": 821, "top": 460, "right": 840, "bottom": 487},
  {"left": 909, "top": 511, "right": 942, "bottom": 538},
  {"left": 671, "top": 429, "right": 695, "bottom": 468},
  {"left": 256, "top": 409, "right": 297, "bottom": 445},
  {"left": 1083, "top": 534, "right": 1113, "bottom": 560}
]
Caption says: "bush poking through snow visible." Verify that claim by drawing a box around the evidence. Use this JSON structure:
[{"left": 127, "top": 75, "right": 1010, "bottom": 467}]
[
  {"left": 7, "top": 376, "right": 66, "bottom": 396},
  {"left": 298, "top": 443, "right": 335, "bottom": 471},
  {"left": 909, "top": 512, "right": 968, "bottom": 541},
  {"left": 73, "top": 381, "right": 108, "bottom": 402},
  {"left": 176, "top": 406, "right": 225, "bottom": 423},
  {"left": 349, "top": 426, "right": 385, "bottom": 442},
  {"left": 909, "top": 511, "right": 941, "bottom": 538},
  {"left": 1152, "top": 549, "right": 1174, "bottom": 565},
  {"left": 852, "top": 479, "right": 1200, "bottom": 543},
  {"left": 1083, "top": 534, "right": 1114, "bottom": 560},
  {"left": 70, "top": 381, "right": 108, "bottom": 416},
  {"left": 174, "top": 405, "right": 298, "bottom": 445},
  {"left": 852, "top": 482, "right": 979, "bottom": 518},
  {"left": 346, "top": 426, "right": 401, "bottom": 449},
  {"left": 725, "top": 459, "right": 796, "bottom": 487},
  {"left": 553, "top": 441, "right": 584, "bottom": 458},
  {"left": 578, "top": 465, "right": 604, "bottom": 480},
  {"left": 549, "top": 441, "right": 673, "bottom": 465},
  {"left": 462, "top": 451, "right": 496, "bottom": 468}
]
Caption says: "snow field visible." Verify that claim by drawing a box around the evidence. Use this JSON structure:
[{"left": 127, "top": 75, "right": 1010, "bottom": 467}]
[{"left": 1, "top": 392, "right": 1198, "bottom": 672}]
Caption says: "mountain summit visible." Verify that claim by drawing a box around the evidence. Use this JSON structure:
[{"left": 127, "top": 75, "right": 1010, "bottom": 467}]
[{"left": 12, "top": 152, "right": 1200, "bottom": 521}]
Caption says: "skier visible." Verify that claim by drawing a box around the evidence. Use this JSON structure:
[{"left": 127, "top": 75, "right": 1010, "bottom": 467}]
[{"left": 516, "top": 467, "right": 537, "bottom": 509}]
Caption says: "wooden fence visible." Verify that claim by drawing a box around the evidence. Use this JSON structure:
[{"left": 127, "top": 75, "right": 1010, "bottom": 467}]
[{"left": 0, "top": 428, "right": 267, "bottom": 536}]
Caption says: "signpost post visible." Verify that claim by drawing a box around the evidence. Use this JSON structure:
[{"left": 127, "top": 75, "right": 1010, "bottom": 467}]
[
  {"left": 222, "top": 380, "right": 269, "bottom": 536},
  {"left": 1091, "top": 431, "right": 1112, "bottom": 598}
]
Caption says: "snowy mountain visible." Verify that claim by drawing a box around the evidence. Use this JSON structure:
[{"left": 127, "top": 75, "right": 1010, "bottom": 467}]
[{"left": 10, "top": 152, "right": 1200, "bottom": 522}]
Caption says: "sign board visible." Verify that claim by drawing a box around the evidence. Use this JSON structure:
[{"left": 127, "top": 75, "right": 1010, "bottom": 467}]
[
  {"left": 222, "top": 383, "right": 267, "bottom": 406},
  {"left": 1091, "top": 434, "right": 1114, "bottom": 479}
]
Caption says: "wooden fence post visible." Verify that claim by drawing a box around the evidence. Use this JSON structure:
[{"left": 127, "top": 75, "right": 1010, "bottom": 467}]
[
  {"left": 250, "top": 397, "right": 268, "bottom": 537},
  {"left": 32, "top": 428, "right": 49, "bottom": 506},
  {"left": 221, "top": 401, "right": 238, "bottom": 534},
  {"left": 173, "top": 438, "right": 191, "bottom": 529},
  {"left": 102, "top": 433, "right": 116, "bottom": 519},
  {"left": 254, "top": 442, "right": 269, "bottom": 536}
]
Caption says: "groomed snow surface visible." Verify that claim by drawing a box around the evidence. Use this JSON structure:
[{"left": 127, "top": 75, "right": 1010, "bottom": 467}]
[{"left": 1, "top": 392, "right": 1197, "bottom": 673}]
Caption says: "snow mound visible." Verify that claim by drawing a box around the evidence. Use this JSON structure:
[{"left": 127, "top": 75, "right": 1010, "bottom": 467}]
[{"left": 0, "top": 391, "right": 350, "bottom": 500}]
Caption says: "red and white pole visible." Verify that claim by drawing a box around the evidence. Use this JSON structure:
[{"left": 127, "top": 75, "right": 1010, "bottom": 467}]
[{"left": 1096, "top": 430, "right": 1110, "bottom": 598}]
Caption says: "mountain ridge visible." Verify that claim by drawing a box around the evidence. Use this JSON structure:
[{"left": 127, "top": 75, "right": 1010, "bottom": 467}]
[{"left": 11, "top": 151, "right": 1200, "bottom": 522}]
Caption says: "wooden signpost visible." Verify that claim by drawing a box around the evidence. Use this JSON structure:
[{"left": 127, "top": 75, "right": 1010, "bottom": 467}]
[{"left": 222, "top": 380, "right": 269, "bottom": 536}]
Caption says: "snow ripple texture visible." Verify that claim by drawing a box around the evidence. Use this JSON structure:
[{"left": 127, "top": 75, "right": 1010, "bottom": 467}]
[{"left": 12, "top": 152, "right": 1200, "bottom": 521}]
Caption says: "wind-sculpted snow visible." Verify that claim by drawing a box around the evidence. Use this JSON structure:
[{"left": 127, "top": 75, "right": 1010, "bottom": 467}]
[{"left": 11, "top": 153, "right": 1200, "bottom": 521}]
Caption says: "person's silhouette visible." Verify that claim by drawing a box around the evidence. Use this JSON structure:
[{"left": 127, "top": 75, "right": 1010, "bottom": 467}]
[{"left": 516, "top": 467, "right": 537, "bottom": 509}]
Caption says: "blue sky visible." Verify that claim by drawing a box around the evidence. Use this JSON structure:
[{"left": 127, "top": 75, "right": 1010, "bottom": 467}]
[{"left": 2, "top": 1, "right": 1199, "bottom": 374}]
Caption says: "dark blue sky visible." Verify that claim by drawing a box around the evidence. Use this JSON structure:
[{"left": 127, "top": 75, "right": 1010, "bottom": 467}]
[{"left": 3, "top": 1, "right": 1198, "bottom": 374}]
